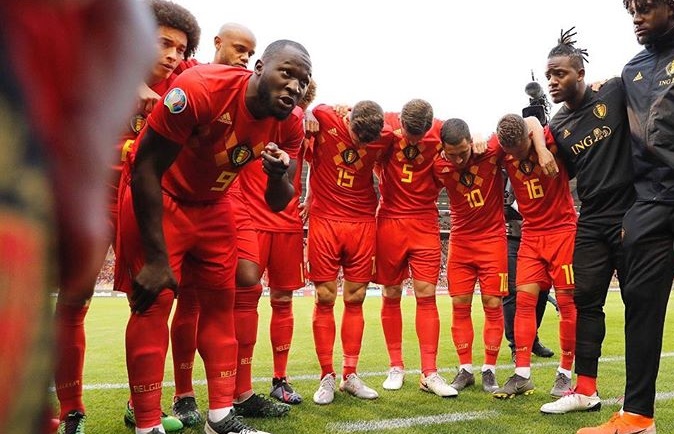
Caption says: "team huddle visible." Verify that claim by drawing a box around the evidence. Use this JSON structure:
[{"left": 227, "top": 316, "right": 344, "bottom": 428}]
[{"left": 39, "top": 1, "right": 674, "bottom": 434}]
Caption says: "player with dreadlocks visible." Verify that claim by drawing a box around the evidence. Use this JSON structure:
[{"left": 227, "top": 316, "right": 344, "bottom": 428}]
[
  {"left": 537, "top": 27, "right": 634, "bottom": 416},
  {"left": 578, "top": 1, "right": 674, "bottom": 433}
]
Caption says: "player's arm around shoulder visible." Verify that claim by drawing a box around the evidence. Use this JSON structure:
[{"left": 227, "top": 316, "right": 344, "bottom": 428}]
[{"left": 524, "top": 116, "right": 558, "bottom": 177}]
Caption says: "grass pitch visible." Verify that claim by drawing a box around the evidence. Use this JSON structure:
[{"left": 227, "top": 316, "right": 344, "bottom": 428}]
[{"left": 63, "top": 291, "right": 674, "bottom": 433}]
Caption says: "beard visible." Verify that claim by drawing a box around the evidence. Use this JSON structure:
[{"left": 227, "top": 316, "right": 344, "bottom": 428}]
[{"left": 257, "top": 78, "right": 295, "bottom": 121}]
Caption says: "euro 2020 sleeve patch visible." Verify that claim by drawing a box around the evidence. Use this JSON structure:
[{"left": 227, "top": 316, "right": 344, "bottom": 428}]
[{"left": 164, "top": 88, "right": 188, "bottom": 114}]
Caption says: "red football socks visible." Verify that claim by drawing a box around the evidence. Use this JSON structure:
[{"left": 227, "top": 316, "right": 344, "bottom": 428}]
[
  {"left": 416, "top": 295, "right": 439, "bottom": 375},
  {"left": 451, "top": 302, "right": 474, "bottom": 366},
  {"left": 170, "top": 283, "right": 199, "bottom": 396},
  {"left": 312, "top": 301, "right": 336, "bottom": 378},
  {"left": 556, "top": 292, "right": 577, "bottom": 372},
  {"left": 54, "top": 302, "right": 88, "bottom": 419},
  {"left": 514, "top": 291, "right": 538, "bottom": 368},
  {"left": 126, "top": 290, "right": 173, "bottom": 428},
  {"left": 270, "top": 298, "right": 294, "bottom": 379},
  {"left": 341, "top": 300, "right": 364, "bottom": 378},
  {"left": 233, "top": 284, "right": 262, "bottom": 397},
  {"left": 381, "top": 296, "right": 403, "bottom": 368},
  {"left": 482, "top": 305, "right": 504, "bottom": 366}
]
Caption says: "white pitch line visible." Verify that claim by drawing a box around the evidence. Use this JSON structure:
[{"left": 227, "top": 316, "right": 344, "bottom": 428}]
[
  {"left": 324, "top": 392, "right": 674, "bottom": 433},
  {"left": 325, "top": 410, "right": 500, "bottom": 432},
  {"left": 76, "top": 351, "right": 674, "bottom": 391}
]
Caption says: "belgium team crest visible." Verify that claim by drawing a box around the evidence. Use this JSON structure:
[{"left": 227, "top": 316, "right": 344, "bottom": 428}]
[
  {"left": 130, "top": 114, "right": 146, "bottom": 134},
  {"left": 231, "top": 144, "right": 253, "bottom": 167},
  {"left": 667, "top": 59, "right": 674, "bottom": 76},
  {"left": 593, "top": 103, "right": 607, "bottom": 119},
  {"left": 403, "top": 144, "right": 420, "bottom": 161},
  {"left": 341, "top": 148, "right": 359, "bottom": 165},
  {"left": 459, "top": 171, "right": 475, "bottom": 188},
  {"left": 519, "top": 159, "right": 534, "bottom": 175}
]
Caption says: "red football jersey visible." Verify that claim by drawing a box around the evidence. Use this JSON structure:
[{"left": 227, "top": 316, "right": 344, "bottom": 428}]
[
  {"left": 376, "top": 113, "right": 443, "bottom": 219},
  {"left": 434, "top": 136, "right": 505, "bottom": 238},
  {"left": 309, "top": 104, "right": 392, "bottom": 222},
  {"left": 502, "top": 127, "right": 577, "bottom": 234},
  {"left": 134, "top": 64, "right": 303, "bottom": 202},
  {"left": 235, "top": 107, "right": 307, "bottom": 233}
]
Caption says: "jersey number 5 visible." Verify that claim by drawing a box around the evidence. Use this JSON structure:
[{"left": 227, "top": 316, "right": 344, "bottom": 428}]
[{"left": 401, "top": 164, "right": 414, "bottom": 183}]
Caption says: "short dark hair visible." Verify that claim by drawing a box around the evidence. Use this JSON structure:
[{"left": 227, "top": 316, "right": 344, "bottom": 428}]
[
  {"left": 441, "top": 118, "right": 471, "bottom": 146},
  {"left": 547, "top": 27, "right": 588, "bottom": 70},
  {"left": 261, "top": 39, "right": 310, "bottom": 61},
  {"left": 623, "top": 0, "right": 674, "bottom": 12},
  {"left": 496, "top": 114, "right": 527, "bottom": 148},
  {"left": 350, "top": 100, "right": 384, "bottom": 144},
  {"left": 400, "top": 99, "right": 433, "bottom": 136},
  {"left": 149, "top": 0, "right": 201, "bottom": 59}
]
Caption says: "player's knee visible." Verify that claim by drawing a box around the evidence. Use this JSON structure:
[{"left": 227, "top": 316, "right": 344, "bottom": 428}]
[
  {"left": 57, "top": 287, "right": 94, "bottom": 306},
  {"left": 235, "top": 260, "right": 260, "bottom": 287},
  {"left": 481, "top": 295, "right": 502, "bottom": 309},
  {"left": 270, "top": 289, "right": 293, "bottom": 303},
  {"left": 235, "top": 285, "right": 262, "bottom": 311}
]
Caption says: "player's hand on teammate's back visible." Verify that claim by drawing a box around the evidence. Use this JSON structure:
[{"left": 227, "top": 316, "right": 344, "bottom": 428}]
[
  {"left": 304, "top": 118, "right": 319, "bottom": 136},
  {"left": 304, "top": 110, "right": 320, "bottom": 136},
  {"left": 131, "top": 262, "right": 178, "bottom": 314},
  {"left": 261, "top": 143, "right": 290, "bottom": 179},
  {"left": 333, "top": 104, "right": 351, "bottom": 118},
  {"left": 471, "top": 132, "right": 487, "bottom": 155},
  {"left": 590, "top": 78, "right": 610, "bottom": 92},
  {"left": 299, "top": 201, "right": 310, "bottom": 224}
]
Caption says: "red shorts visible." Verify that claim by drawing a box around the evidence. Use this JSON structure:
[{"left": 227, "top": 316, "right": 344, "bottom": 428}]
[
  {"left": 517, "top": 230, "right": 576, "bottom": 291},
  {"left": 116, "top": 188, "right": 237, "bottom": 293},
  {"left": 447, "top": 234, "right": 508, "bottom": 297},
  {"left": 258, "top": 231, "right": 305, "bottom": 290},
  {"left": 307, "top": 215, "right": 375, "bottom": 283},
  {"left": 374, "top": 217, "right": 441, "bottom": 286},
  {"left": 231, "top": 191, "right": 259, "bottom": 264}
]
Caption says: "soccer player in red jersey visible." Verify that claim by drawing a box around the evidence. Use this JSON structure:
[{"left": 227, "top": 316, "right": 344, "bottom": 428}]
[
  {"left": 166, "top": 22, "right": 294, "bottom": 425},
  {"left": 372, "top": 99, "right": 456, "bottom": 397},
  {"left": 492, "top": 114, "right": 578, "bottom": 400},
  {"left": 433, "top": 119, "right": 509, "bottom": 395},
  {"left": 115, "top": 3, "right": 201, "bottom": 432},
  {"left": 234, "top": 80, "right": 318, "bottom": 408},
  {"left": 116, "top": 40, "right": 311, "bottom": 434},
  {"left": 435, "top": 118, "right": 552, "bottom": 396},
  {"left": 305, "top": 100, "right": 392, "bottom": 405},
  {"left": 0, "top": 1, "right": 154, "bottom": 433}
]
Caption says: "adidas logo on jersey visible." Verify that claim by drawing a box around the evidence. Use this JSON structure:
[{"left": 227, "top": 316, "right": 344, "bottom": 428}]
[
  {"left": 633, "top": 71, "right": 643, "bottom": 81},
  {"left": 563, "top": 129, "right": 571, "bottom": 139},
  {"left": 328, "top": 128, "right": 338, "bottom": 136},
  {"left": 217, "top": 112, "right": 232, "bottom": 124}
]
